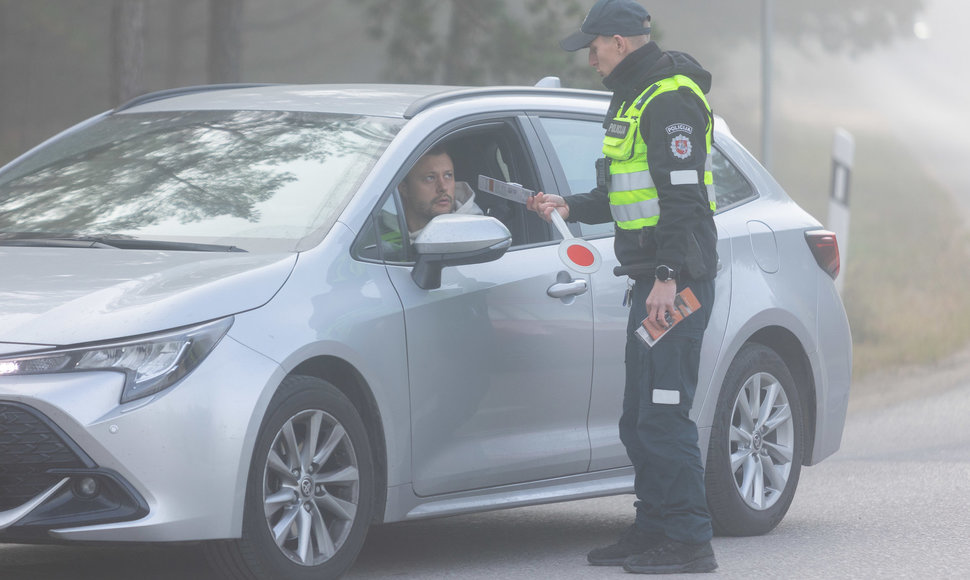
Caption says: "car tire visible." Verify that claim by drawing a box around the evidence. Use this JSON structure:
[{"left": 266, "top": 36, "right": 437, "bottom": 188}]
[
  {"left": 205, "top": 375, "right": 375, "bottom": 580},
  {"left": 705, "top": 343, "right": 804, "bottom": 536}
]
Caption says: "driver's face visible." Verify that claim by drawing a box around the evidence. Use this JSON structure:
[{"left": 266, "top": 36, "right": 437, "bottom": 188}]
[{"left": 400, "top": 153, "right": 456, "bottom": 231}]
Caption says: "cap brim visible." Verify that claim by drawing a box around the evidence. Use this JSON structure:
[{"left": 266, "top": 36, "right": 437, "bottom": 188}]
[{"left": 560, "top": 30, "right": 597, "bottom": 52}]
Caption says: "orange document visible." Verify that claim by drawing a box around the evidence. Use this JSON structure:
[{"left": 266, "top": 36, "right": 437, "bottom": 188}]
[{"left": 635, "top": 287, "right": 702, "bottom": 347}]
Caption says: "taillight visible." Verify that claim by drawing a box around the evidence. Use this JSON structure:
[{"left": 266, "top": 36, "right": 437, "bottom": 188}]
[{"left": 805, "top": 230, "right": 840, "bottom": 279}]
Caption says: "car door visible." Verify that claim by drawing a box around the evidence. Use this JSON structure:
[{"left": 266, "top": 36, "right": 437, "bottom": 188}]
[
  {"left": 529, "top": 114, "right": 733, "bottom": 471},
  {"left": 382, "top": 117, "right": 595, "bottom": 497}
]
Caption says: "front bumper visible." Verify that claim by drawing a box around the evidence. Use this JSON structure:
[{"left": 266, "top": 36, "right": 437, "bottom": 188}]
[
  {"left": 0, "top": 336, "right": 281, "bottom": 543},
  {"left": 0, "top": 401, "right": 148, "bottom": 541}
]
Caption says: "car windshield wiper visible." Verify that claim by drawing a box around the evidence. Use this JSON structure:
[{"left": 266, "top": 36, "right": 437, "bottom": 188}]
[{"left": 0, "top": 234, "right": 247, "bottom": 252}]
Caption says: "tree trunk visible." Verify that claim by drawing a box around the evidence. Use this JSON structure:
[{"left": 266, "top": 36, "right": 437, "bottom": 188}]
[
  {"left": 208, "top": 0, "right": 243, "bottom": 83},
  {"left": 166, "top": 0, "right": 189, "bottom": 88},
  {"left": 111, "top": 0, "right": 147, "bottom": 107},
  {"left": 443, "top": 0, "right": 477, "bottom": 85}
]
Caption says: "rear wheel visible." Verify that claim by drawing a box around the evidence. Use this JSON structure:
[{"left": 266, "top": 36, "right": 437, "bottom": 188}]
[
  {"left": 705, "top": 343, "right": 804, "bottom": 536},
  {"left": 205, "top": 375, "right": 375, "bottom": 580}
]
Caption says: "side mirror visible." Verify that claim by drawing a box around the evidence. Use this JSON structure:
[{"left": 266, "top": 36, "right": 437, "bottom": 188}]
[{"left": 411, "top": 214, "right": 512, "bottom": 290}]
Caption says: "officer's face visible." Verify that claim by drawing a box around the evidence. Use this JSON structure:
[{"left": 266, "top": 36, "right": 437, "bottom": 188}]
[
  {"left": 588, "top": 35, "right": 624, "bottom": 78},
  {"left": 399, "top": 153, "right": 456, "bottom": 231}
]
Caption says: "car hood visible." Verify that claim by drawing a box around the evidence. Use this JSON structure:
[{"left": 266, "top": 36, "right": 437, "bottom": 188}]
[{"left": 0, "top": 248, "right": 298, "bottom": 350}]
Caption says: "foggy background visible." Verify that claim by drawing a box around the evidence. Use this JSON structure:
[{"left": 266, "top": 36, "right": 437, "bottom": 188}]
[
  {"left": 2, "top": 0, "right": 968, "bottom": 374},
  {"left": 0, "top": 0, "right": 930, "bottom": 165}
]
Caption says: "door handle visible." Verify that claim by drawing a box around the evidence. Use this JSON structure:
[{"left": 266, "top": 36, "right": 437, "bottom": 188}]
[{"left": 547, "top": 279, "right": 588, "bottom": 298}]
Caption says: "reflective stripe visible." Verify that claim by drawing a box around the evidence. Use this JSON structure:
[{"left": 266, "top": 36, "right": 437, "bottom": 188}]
[
  {"left": 609, "top": 169, "right": 655, "bottom": 193},
  {"left": 670, "top": 170, "right": 699, "bottom": 185},
  {"left": 652, "top": 389, "right": 681, "bottom": 405},
  {"left": 610, "top": 198, "right": 660, "bottom": 223},
  {"left": 613, "top": 162, "right": 713, "bottom": 191}
]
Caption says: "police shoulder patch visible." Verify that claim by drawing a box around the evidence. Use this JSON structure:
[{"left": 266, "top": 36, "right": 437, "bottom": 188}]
[{"left": 670, "top": 134, "right": 693, "bottom": 160}]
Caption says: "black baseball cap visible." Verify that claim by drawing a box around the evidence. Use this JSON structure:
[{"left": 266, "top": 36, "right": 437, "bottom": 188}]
[{"left": 560, "top": 0, "right": 652, "bottom": 52}]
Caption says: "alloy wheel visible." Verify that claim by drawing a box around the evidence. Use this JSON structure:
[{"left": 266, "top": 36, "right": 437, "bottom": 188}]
[
  {"left": 262, "top": 408, "right": 360, "bottom": 566},
  {"left": 729, "top": 371, "right": 796, "bottom": 510}
]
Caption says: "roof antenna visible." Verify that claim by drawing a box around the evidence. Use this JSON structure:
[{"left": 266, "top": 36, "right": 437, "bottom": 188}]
[{"left": 535, "top": 77, "right": 561, "bottom": 88}]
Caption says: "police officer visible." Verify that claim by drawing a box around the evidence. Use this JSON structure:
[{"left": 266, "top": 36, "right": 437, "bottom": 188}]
[{"left": 528, "top": 0, "right": 718, "bottom": 574}]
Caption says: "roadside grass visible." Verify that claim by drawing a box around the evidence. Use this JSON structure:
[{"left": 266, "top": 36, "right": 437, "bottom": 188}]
[{"left": 775, "top": 121, "right": 970, "bottom": 379}]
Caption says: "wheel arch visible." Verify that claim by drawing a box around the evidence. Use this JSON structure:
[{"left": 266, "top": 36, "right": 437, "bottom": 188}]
[
  {"left": 289, "top": 355, "right": 388, "bottom": 523},
  {"left": 746, "top": 327, "right": 816, "bottom": 466}
]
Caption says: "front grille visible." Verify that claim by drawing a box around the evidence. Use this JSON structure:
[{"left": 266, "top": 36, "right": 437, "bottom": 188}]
[{"left": 0, "top": 403, "right": 89, "bottom": 511}]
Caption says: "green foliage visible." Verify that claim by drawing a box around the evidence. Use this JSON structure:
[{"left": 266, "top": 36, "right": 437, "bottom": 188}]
[
  {"left": 361, "top": 0, "right": 588, "bottom": 85},
  {"left": 360, "top": 0, "right": 926, "bottom": 87}
]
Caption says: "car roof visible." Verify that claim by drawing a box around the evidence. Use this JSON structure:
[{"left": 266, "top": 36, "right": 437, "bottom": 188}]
[
  {"left": 116, "top": 84, "right": 451, "bottom": 117},
  {"left": 115, "top": 82, "right": 731, "bottom": 135},
  {"left": 115, "top": 82, "right": 611, "bottom": 119}
]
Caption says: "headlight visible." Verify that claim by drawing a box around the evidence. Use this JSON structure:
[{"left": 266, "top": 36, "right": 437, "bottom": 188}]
[{"left": 0, "top": 318, "right": 233, "bottom": 403}]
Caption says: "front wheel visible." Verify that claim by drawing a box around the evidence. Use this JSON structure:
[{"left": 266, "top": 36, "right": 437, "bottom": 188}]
[
  {"left": 705, "top": 343, "right": 805, "bottom": 536},
  {"left": 206, "top": 375, "right": 375, "bottom": 580}
]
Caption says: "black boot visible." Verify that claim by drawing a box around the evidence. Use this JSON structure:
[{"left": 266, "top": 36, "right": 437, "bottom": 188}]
[
  {"left": 623, "top": 538, "right": 718, "bottom": 574},
  {"left": 587, "top": 525, "right": 664, "bottom": 566}
]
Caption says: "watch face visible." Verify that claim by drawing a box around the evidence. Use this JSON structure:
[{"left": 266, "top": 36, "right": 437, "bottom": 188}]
[{"left": 656, "top": 265, "right": 672, "bottom": 281}]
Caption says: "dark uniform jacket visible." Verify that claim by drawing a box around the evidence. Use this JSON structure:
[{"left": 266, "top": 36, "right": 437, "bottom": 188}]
[{"left": 564, "top": 41, "right": 718, "bottom": 282}]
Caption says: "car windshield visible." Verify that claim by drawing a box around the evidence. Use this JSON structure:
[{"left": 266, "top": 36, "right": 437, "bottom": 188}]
[{"left": 0, "top": 110, "right": 403, "bottom": 252}]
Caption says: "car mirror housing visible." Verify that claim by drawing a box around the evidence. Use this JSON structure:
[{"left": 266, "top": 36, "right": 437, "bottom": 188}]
[{"left": 411, "top": 214, "right": 512, "bottom": 290}]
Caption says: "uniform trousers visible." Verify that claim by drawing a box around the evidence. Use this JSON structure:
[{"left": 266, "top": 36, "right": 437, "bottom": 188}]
[{"left": 620, "top": 276, "right": 715, "bottom": 545}]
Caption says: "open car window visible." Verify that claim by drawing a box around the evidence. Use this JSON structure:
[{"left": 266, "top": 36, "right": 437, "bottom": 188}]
[
  {"left": 355, "top": 117, "right": 568, "bottom": 266},
  {"left": 443, "top": 123, "right": 552, "bottom": 247}
]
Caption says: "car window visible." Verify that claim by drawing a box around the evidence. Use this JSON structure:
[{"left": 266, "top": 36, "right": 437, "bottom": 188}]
[
  {"left": 537, "top": 117, "right": 601, "bottom": 196},
  {"left": 357, "top": 121, "right": 553, "bottom": 265},
  {"left": 538, "top": 117, "right": 758, "bottom": 223},
  {"left": 352, "top": 193, "right": 408, "bottom": 263},
  {"left": 536, "top": 117, "right": 614, "bottom": 238},
  {"left": 710, "top": 147, "right": 757, "bottom": 210},
  {"left": 421, "top": 123, "right": 552, "bottom": 248},
  {"left": 0, "top": 111, "right": 404, "bottom": 252}
]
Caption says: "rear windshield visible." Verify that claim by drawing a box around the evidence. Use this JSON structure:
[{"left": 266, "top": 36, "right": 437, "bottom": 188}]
[{"left": 0, "top": 110, "right": 403, "bottom": 252}]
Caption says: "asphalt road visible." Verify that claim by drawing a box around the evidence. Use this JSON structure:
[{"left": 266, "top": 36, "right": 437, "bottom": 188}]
[{"left": 3, "top": 349, "right": 970, "bottom": 580}]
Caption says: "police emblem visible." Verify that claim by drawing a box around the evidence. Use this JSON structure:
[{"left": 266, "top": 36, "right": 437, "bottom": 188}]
[{"left": 671, "top": 134, "right": 692, "bottom": 160}]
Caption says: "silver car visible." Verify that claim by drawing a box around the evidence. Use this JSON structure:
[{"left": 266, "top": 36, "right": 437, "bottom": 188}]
[{"left": 0, "top": 82, "right": 851, "bottom": 579}]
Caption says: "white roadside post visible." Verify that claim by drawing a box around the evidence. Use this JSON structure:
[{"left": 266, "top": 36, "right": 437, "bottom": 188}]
[{"left": 829, "top": 128, "right": 854, "bottom": 294}]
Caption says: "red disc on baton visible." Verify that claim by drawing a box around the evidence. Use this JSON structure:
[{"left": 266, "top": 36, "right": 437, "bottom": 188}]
[{"left": 558, "top": 238, "right": 601, "bottom": 274}]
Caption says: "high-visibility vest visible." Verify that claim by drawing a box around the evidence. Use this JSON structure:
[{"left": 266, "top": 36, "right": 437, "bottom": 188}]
[{"left": 603, "top": 75, "right": 716, "bottom": 230}]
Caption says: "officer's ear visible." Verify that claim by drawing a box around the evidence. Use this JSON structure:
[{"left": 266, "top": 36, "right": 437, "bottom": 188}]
[{"left": 614, "top": 34, "right": 637, "bottom": 57}]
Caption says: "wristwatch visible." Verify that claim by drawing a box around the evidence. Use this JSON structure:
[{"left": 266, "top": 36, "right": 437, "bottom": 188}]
[{"left": 655, "top": 264, "right": 677, "bottom": 282}]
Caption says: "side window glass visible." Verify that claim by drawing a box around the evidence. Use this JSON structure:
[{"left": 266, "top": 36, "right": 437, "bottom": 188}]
[
  {"left": 711, "top": 147, "right": 756, "bottom": 210},
  {"left": 538, "top": 119, "right": 759, "bottom": 221},
  {"left": 374, "top": 194, "right": 407, "bottom": 262},
  {"left": 538, "top": 117, "right": 614, "bottom": 238},
  {"left": 352, "top": 194, "right": 408, "bottom": 263}
]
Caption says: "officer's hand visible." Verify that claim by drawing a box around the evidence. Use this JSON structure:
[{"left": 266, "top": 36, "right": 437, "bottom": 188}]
[
  {"left": 528, "top": 192, "right": 569, "bottom": 222},
  {"left": 645, "top": 279, "right": 677, "bottom": 331}
]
